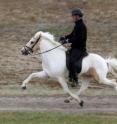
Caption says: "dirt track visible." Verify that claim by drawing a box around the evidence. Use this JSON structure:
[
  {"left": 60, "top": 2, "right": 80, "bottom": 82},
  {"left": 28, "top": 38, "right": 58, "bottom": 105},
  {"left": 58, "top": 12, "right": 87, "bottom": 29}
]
[{"left": 0, "top": 95, "right": 117, "bottom": 114}]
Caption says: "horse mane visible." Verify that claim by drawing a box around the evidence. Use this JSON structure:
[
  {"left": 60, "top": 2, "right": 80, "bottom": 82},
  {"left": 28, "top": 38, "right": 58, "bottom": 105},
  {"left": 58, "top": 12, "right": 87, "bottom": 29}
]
[
  {"left": 40, "top": 31, "right": 67, "bottom": 51},
  {"left": 41, "top": 32, "right": 59, "bottom": 45}
]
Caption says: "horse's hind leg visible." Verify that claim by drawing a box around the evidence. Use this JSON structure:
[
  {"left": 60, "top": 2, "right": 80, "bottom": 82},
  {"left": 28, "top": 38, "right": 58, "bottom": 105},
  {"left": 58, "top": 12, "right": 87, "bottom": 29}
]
[
  {"left": 66, "top": 76, "right": 91, "bottom": 102},
  {"left": 100, "top": 77, "right": 117, "bottom": 91},
  {"left": 21, "top": 71, "right": 48, "bottom": 89},
  {"left": 76, "top": 76, "right": 91, "bottom": 96},
  {"left": 58, "top": 77, "right": 83, "bottom": 107},
  {"left": 94, "top": 68, "right": 117, "bottom": 90},
  {"left": 66, "top": 77, "right": 92, "bottom": 101}
]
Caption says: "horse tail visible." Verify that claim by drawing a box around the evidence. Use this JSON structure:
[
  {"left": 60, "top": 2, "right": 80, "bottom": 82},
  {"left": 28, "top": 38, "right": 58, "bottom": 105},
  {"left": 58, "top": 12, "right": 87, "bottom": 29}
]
[{"left": 106, "top": 57, "right": 117, "bottom": 77}]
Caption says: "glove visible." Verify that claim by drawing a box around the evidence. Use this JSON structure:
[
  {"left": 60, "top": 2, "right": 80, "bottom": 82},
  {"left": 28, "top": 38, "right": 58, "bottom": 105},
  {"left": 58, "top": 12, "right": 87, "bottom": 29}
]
[
  {"left": 59, "top": 36, "right": 70, "bottom": 44},
  {"left": 59, "top": 36, "right": 66, "bottom": 41}
]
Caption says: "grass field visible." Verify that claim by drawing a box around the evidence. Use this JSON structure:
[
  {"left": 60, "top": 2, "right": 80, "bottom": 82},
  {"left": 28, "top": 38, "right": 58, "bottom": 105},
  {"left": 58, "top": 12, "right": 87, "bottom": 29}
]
[{"left": 0, "top": 112, "right": 117, "bottom": 124}]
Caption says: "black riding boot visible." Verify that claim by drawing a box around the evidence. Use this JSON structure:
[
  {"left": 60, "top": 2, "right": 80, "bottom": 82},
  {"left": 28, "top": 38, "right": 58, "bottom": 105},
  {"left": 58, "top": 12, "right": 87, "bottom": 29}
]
[{"left": 69, "top": 70, "right": 78, "bottom": 87}]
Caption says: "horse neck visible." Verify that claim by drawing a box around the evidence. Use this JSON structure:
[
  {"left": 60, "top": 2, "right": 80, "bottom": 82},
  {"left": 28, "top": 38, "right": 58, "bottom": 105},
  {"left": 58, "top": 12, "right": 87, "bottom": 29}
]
[{"left": 40, "top": 39, "right": 56, "bottom": 52}]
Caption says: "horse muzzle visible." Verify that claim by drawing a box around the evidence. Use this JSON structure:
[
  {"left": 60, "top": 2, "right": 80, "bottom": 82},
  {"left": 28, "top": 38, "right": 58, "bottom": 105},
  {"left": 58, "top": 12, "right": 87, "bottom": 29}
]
[{"left": 21, "top": 46, "right": 33, "bottom": 55}]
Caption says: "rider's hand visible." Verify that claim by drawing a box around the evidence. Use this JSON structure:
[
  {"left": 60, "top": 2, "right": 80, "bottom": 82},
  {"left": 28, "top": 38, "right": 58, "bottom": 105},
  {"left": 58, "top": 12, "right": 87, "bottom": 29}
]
[{"left": 59, "top": 36, "right": 70, "bottom": 44}]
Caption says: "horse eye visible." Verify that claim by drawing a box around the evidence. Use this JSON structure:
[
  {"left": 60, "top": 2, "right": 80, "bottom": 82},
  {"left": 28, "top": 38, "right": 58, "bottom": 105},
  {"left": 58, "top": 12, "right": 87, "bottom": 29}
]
[{"left": 31, "top": 41, "right": 34, "bottom": 44}]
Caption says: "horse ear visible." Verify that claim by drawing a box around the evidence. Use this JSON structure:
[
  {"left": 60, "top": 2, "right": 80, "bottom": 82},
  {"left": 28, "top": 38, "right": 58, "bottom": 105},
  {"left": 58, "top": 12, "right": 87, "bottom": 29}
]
[
  {"left": 35, "top": 31, "right": 42, "bottom": 39},
  {"left": 39, "top": 33, "right": 42, "bottom": 38}
]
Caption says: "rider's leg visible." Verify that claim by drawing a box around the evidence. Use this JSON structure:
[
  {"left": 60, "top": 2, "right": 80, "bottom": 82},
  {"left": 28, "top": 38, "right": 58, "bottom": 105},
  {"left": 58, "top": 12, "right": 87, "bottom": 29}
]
[
  {"left": 68, "top": 50, "right": 79, "bottom": 87},
  {"left": 69, "top": 61, "right": 78, "bottom": 81}
]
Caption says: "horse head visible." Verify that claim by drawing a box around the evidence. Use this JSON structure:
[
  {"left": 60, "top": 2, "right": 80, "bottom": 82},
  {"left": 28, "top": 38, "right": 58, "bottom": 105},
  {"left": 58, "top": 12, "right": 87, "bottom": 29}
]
[
  {"left": 21, "top": 31, "right": 42, "bottom": 55},
  {"left": 21, "top": 31, "right": 66, "bottom": 56}
]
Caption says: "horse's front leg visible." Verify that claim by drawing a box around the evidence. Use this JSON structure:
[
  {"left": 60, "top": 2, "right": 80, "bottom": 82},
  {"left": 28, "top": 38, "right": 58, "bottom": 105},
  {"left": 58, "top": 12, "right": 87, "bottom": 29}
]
[
  {"left": 58, "top": 77, "right": 83, "bottom": 107},
  {"left": 21, "top": 71, "right": 48, "bottom": 89}
]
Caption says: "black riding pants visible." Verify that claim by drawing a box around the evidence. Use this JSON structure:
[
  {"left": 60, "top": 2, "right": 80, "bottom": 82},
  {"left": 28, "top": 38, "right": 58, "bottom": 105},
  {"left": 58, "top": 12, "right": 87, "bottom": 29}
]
[{"left": 67, "top": 48, "right": 86, "bottom": 81}]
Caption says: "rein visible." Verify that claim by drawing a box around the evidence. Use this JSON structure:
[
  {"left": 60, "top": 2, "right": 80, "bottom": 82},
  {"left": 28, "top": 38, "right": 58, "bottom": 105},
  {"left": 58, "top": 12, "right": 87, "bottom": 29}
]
[{"left": 34, "top": 42, "right": 64, "bottom": 55}]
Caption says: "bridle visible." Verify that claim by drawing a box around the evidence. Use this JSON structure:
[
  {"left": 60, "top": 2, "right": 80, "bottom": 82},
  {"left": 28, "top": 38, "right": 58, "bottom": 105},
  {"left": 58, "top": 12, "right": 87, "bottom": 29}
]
[
  {"left": 24, "top": 36, "right": 65, "bottom": 55},
  {"left": 24, "top": 36, "right": 41, "bottom": 54}
]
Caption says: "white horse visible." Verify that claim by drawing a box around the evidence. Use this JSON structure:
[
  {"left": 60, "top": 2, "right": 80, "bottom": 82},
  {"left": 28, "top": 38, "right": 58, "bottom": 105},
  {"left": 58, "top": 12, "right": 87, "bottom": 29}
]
[{"left": 21, "top": 31, "right": 117, "bottom": 107}]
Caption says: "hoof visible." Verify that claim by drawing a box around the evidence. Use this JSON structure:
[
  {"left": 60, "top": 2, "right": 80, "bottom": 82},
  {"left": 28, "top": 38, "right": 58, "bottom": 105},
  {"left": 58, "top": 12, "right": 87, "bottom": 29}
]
[
  {"left": 79, "top": 100, "right": 84, "bottom": 107},
  {"left": 22, "top": 86, "right": 27, "bottom": 90},
  {"left": 64, "top": 99, "right": 70, "bottom": 103}
]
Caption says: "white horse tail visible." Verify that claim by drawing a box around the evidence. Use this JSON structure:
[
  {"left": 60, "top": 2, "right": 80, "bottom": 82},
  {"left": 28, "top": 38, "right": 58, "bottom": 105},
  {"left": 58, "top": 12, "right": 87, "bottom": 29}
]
[{"left": 106, "top": 58, "right": 117, "bottom": 77}]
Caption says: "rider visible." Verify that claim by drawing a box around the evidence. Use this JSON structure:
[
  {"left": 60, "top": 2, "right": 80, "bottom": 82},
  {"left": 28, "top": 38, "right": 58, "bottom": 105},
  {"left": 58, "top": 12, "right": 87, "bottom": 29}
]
[{"left": 59, "top": 8, "right": 88, "bottom": 87}]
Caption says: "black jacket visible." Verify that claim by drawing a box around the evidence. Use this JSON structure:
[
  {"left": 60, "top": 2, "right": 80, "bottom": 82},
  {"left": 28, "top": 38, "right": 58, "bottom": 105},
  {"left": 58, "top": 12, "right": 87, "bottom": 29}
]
[{"left": 65, "top": 19, "right": 87, "bottom": 51}]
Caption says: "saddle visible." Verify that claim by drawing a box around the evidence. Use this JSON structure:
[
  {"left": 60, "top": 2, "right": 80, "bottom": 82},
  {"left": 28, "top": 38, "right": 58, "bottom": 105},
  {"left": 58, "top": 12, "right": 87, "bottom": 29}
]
[{"left": 66, "top": 51, "right": 88, "bottom": 74}]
